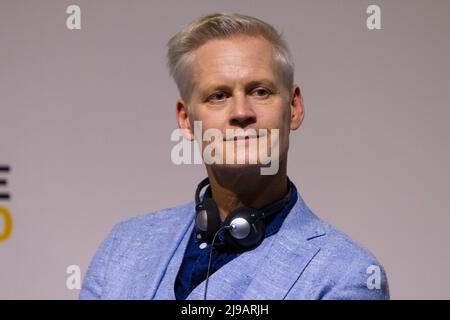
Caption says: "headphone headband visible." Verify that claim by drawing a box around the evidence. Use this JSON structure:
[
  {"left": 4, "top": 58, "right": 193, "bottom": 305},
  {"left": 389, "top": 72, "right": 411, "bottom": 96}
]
[
  {"left": 195, "top": 177, "right": 291, "bottom": 221},
  {"left": 195, "top": 177, "right": 211, "bottom": 204}
]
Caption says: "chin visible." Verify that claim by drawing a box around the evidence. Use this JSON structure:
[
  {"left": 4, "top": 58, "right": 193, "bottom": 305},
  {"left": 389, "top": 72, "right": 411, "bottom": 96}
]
[{"left": 209, "top": 163, "right": 262, "bottom": 172}]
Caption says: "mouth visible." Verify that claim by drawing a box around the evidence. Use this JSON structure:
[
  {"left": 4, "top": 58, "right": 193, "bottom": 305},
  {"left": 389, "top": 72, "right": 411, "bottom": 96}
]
[
  {"left": 223, "top": 130, "right": 267, "bottom": 142},
  {"left": 231, "top": 135, "right": 257, "bottom": 141}
]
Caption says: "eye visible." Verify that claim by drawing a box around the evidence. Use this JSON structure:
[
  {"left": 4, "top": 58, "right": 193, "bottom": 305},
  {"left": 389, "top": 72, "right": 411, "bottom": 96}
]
[
  {"left": 251, "top": 87, "right": 271, "bottom": 98},
  {"left": 207, "top": 91, "right": 228, "bottom": 102}
]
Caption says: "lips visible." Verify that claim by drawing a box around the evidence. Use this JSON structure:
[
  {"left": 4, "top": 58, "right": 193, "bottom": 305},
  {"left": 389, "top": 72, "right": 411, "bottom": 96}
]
[
  {"left": 231, "top": 135, "right": 257, "bottom": 141},
  {"left": 223, "top": 130, "right": 267, "bottom": 141}
]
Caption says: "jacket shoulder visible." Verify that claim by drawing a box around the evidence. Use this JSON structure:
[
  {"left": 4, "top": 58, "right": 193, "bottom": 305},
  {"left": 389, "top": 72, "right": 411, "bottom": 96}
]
[
  {"left": 300, "top": 212, "right": 390, "bottom": 299},
  {"left": 114, "top": 201, "right": 195, "bottom": 238},
  {"left": 79, "top": 202, "right": 195, "bottom": 299},
  {"left": 320, "top": 220, "right": 380, "bottom": 264}
]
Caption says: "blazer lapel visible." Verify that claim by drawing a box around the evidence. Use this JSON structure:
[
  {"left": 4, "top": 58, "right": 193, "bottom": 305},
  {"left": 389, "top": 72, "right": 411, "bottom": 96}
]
[
  {"left": 241, "top": 231, "right": 321, "bottom": 299},
  {"left": 150, "top": 220, "right": 195, "bottom": 299},
  {"left": 242, "top": 194, "right": 326, "bottom": 299},
  {"left": 137, "top": 204, "right": 196, "bottom": 300},
  {"left": 185, "top": 231, "right": 275, "bottom": 300}
]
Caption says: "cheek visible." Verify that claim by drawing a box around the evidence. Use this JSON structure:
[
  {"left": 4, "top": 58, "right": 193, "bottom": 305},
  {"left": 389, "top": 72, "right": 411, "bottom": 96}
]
[
  {"left": 261, "top": 103, "right": 290, "bottom": 131},
  {"left": 265, "top": 105, "right": 291, "bottom": 151},
  {"left": 195, "top": 113, "right": 224, "bottom": 132},
  {"left": 190, "top": 108, "right": 228, "bottom": 147},
  {"left": 189, "top": 107, "right": 218, "bottom": 130}
]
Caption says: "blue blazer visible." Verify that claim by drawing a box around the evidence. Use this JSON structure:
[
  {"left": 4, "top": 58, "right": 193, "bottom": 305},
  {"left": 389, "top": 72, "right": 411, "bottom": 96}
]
[{"left": 80, "top": 190, "right": 389, "bottom": 300}]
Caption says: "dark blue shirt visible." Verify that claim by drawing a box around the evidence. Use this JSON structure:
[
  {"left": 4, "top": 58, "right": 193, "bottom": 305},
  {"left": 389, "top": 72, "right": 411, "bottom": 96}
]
[{"left": 174, "top": 181, "right": 298, "bottom": 300}]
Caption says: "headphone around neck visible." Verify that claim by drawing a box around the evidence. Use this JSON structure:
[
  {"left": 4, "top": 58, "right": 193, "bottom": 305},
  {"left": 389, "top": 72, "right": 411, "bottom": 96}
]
[{"left": 194, "top": 177, "right": 291, "bottom": 251}]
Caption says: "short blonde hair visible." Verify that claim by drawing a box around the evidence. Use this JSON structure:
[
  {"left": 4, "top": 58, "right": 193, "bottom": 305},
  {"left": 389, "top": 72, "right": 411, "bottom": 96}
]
[{"left": 166, "top": 13, "right": 294, "bottom": 103}]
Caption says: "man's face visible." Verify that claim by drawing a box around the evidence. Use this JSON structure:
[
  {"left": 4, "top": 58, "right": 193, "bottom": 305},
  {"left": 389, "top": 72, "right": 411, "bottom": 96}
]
[{"left": 178, "top": 35, "right": 303, "bottom": 172}]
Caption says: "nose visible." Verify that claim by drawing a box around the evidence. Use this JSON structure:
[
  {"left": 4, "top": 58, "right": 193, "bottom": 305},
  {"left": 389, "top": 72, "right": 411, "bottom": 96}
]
[{"left": 229, "top": 94, "right": 256, "bottom": 128}]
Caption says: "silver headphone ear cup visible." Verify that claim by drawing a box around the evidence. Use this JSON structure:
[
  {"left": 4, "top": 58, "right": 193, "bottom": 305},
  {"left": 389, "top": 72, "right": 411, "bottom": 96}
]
[
  {"left": 224, "top": 208, "right": 265, "bottom": 251},
  {"left": 195, "top": 207, "right": 208, "bottom": 232},
  {"left": 195, "top": 197, "right": 221, "bottom": 241},
  {"left": 228, "top": 217, "right": 251, "bottom": 239}
]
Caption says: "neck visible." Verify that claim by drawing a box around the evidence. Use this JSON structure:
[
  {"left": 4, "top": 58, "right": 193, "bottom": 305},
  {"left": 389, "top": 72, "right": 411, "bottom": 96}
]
[{"left": 205, "top": 162, "right": 288, "bottom": 221}]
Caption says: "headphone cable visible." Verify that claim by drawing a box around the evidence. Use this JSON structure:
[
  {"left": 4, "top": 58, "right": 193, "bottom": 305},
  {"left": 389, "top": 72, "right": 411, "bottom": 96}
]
[{"left": 204, "top": 224, "right": 235, "bottom": 300}]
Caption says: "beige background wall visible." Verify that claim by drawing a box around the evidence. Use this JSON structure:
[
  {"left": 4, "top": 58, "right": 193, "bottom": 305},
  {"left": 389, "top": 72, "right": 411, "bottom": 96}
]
[{"left": 1, "top": 0, "right": 449, "bottom": 299}]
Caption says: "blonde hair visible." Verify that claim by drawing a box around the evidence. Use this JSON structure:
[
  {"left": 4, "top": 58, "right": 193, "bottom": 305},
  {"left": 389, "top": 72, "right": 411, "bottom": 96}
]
[{"left": 166, "top": 13, "right": 294, "bottom": 103}]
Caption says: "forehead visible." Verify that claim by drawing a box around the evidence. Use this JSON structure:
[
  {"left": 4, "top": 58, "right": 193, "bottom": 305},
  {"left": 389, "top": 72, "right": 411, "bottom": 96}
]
[{"left": 191, "top": 36, "right": 279, "bottom": 90}]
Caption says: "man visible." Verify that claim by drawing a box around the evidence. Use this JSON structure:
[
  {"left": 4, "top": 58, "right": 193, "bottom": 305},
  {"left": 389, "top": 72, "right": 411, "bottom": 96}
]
[{"left": 80, "top": 13, "right": 389, "bottom": 300}]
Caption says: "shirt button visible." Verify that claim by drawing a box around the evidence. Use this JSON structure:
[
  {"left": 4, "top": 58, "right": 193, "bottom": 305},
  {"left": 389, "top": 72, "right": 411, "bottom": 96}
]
[
  {"left": 199, "top": 242, "right": 208, "bottom": 249},
  {"left": 196, "top": 233, "right": 202, "bottom": 240}
]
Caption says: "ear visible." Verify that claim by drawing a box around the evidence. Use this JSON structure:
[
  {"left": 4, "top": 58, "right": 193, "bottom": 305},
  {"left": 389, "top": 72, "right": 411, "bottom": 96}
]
[
  {"left": 176, "top": 99, "right": 194, "bottom": 140},
  {"left": 289, "top": 85, "right": 305, "bottom": 130}
]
